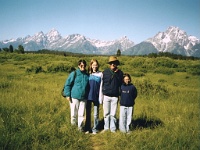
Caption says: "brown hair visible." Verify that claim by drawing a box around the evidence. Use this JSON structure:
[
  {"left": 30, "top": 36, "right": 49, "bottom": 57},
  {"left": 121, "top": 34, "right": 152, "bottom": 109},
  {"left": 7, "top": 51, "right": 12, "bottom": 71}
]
[
  {"left": 123, "top": 73, "right": 132, "bottom": 82},
  {"left": 78, "top": 59, "right": 87, "bottom": 66}
]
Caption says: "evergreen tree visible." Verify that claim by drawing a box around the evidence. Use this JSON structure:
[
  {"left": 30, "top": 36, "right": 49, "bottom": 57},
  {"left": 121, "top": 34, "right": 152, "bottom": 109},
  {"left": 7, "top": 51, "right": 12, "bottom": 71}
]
[
  {"left": 116, "top": 49, "right": 121, "bottom": 56},
  {"left": 9, "top": 45, "right": 14, "bottom": 53},
  {"left": 18, "top": 45, "right": 25, "bottom": 54},
  {"left": 3, "top": 48, "right": 9, "bottom": 52}
]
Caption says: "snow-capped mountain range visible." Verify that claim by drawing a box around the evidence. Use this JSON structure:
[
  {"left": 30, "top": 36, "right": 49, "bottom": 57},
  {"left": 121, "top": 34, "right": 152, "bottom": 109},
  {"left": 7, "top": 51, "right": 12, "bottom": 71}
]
[
  {"left": 124, "top": 26, "right": 200, "bottom": 57},
  {"left": 0, "top": 26, "right": 200, "bottom": 57},
  {"left": 0, "top": 29, "right": 134, "bottom": 55}
]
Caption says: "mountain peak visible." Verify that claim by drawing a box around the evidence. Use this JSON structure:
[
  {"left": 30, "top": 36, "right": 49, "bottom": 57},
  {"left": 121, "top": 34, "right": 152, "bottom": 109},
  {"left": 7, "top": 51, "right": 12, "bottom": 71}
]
[
  {"left": 35, "top": 31, "right": 44, "bottom": 36},
  {"left": 47, "top": 28, "right": 60, "bottom": 34},
  {"left": 120, "top": 35, "right": 127, "bottom": 39},
  {"left": 46, "top": 28, "right": 61, "bottom": 42},
  {"left": 146, "top": 26, "right": 200, "bottom": 56},
  {"left": 166, "top": 26, "right": 187, "bottom": 38},
  {"left": 167, "top": 26, "right": 180, "bottom": 31}
]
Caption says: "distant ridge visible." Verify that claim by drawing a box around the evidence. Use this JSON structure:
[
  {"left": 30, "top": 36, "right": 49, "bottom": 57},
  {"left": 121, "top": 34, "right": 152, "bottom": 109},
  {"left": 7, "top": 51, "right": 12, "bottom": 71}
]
[{"left": 0, "top": 26, "right": 199, "bottom": 57}]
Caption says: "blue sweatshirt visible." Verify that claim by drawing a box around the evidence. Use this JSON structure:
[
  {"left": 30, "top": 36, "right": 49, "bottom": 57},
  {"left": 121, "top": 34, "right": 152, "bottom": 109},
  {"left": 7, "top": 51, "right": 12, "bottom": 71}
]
[
  {"left": 88, "top": 71, "right": 103, "bottom": 103},
  {"left": 120, "top": 83, "right": 137, "bottom": 107}
]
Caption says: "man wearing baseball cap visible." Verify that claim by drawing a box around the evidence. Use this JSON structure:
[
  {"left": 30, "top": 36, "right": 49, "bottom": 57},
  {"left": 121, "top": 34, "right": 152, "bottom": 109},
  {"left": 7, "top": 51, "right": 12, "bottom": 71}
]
[{"left": 101, "top": 56, "right": 123, "bottom": 133}]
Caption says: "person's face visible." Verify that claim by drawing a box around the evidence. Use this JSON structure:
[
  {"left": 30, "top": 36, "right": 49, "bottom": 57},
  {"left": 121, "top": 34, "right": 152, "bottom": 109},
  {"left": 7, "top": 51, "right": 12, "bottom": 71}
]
[
  {"left": 124, "top": 76, "right": 130, "bottom": 85},
  {"left": 79, "top": 62, "right": 86, "bottom": 71},
  {"left": 109, "top": 62, "right": 117, "bottom": 71},
  {"left": 92, "top": 62, "right": 98, "bottom": 72}
]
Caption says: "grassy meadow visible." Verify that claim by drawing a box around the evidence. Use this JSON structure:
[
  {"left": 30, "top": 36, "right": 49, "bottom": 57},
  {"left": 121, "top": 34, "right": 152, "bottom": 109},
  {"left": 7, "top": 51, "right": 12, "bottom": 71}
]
[{"left": 0, "top": 53, "right": 199, "bottom": 150}]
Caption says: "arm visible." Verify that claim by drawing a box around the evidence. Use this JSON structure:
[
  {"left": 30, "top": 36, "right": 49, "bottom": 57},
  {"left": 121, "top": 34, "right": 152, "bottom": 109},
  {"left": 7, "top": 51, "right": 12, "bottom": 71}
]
[
  {"left": 98, "top": 72, "right": 103, "bottom": 104},
  {"left": 64, "top": 71, "right": 76, "bottom": 102},
  {"left": 132, "top": 85, "right": 138, "bottom": 100}
]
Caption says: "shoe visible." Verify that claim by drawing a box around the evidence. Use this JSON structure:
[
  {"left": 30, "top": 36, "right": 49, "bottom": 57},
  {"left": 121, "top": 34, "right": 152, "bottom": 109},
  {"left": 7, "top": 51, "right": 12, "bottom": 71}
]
[
  {"left": 92, "top": 132, "right": 97, "bottom": 135},
  {"left": 119, "top": 130, "right": 126, "bottom": 134},
  {"left": 111, "top": 130, "right": 116, "bottom": 133},
  {"left": 101, "top": 130, "right": 108, "bottom": 133},
  {"left": 85, "top": 131, "right": 90, "bottom": 134},
  {"left": 78, "top": 128, "right": 84, "bottom": 132}
]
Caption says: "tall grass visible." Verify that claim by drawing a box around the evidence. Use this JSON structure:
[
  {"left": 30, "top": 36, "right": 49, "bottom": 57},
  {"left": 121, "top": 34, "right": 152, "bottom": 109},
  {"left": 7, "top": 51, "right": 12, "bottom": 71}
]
[{"left": 0, "top": 53, "right": 199, "bottom": 149}]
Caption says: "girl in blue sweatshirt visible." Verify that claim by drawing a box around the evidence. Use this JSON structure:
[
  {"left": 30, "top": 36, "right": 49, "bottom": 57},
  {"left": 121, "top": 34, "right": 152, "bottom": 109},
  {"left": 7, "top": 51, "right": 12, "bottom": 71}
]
[
  {"left": 119, "top": 73, "right": 137, "bottom": 133},
  {"left": 85, "top": 59, "right": 103, "bottom": 134}
]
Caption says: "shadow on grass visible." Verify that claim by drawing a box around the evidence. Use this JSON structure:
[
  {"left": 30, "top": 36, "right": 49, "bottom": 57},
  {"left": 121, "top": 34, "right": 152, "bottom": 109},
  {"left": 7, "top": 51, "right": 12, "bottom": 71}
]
[
  {"left": 131, "top": 116, "right": 164, "bottom": 130},
  {"left": 96, "top": 115, "right": 164, "bottom": 131}
]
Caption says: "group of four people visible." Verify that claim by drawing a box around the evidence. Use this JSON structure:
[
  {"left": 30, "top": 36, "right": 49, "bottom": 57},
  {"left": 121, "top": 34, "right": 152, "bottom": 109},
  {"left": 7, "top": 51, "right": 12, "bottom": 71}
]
[{"left": 63, "top": 56, "right": 137, "bottom": 134}]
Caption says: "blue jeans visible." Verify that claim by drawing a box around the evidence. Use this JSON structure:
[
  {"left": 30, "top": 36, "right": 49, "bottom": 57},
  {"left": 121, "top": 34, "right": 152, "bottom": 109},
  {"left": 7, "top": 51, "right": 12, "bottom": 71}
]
[
  {"left": 119, "top": 106, "right": 133, "bottom": 133},
  {"left": 70, "top": 98, "right": 87, "bottom": 130},
  {"left": 103, "top": 95, "right": 118, "bottom": 132},
  {"left": 85, "top": 100, "right": 99, "bottom": 133}
]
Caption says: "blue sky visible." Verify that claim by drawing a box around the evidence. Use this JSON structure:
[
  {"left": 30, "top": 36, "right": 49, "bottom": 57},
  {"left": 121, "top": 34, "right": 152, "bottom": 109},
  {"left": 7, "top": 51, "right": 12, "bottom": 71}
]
[{"left": 0, "top": 0, "right": 199, "bottom": 44}]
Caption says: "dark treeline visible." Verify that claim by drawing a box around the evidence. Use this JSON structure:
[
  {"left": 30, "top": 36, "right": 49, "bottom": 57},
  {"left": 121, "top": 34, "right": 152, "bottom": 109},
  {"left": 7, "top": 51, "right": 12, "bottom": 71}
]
[
  {"left": 0, "top": 45, "right": 25, "bottom": 54},
  {"left": 145, "top": 52, "right": 199, "bottom": 60},
  {"left": 26, "top": 49, "right": 80, "bottom": 56},
  {"left": 28, "top": 49, "right": 200, "bottom": 60},
  {"left": 26, "top": 49, "right": 109, "bottom": 57},
  {"left": 1, "top": 46, "right": 199, "bottom": 60}
]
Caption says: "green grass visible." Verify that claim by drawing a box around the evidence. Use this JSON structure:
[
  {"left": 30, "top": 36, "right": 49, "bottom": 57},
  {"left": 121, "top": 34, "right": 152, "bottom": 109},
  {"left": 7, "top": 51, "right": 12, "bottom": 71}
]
[{"left": 0, "top": 53, "right": 199, "bottom": 150}]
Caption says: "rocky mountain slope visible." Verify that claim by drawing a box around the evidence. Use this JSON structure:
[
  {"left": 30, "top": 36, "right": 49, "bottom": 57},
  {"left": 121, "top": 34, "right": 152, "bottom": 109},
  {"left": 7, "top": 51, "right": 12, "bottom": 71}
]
[{"left": 124, "top": 26, "right": 200, "bottom": 57}]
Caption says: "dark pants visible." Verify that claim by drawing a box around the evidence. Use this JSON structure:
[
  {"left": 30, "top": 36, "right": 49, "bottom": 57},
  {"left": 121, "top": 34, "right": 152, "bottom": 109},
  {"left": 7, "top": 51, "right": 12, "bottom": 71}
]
[{"left": 85, "top": 100, "right": 99, "bottom": 132}]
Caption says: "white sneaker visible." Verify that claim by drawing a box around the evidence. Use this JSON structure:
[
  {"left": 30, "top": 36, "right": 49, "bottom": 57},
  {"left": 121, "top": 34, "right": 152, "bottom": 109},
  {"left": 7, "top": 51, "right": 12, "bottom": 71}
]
[
  {"left": 111, "top": 130, "right": 116, "bottom": 133},
  {"left": 101, "top": 130, "right": 108, "bottom": 133},
  {"left": 85, "top": 131, "right": 90, "bottom": 134},
  {"left": 127, "top": 131, "right": 131, "bottom": 134},
  {"left": 92, "top": 132, "right": 97, "bottom": 135}
]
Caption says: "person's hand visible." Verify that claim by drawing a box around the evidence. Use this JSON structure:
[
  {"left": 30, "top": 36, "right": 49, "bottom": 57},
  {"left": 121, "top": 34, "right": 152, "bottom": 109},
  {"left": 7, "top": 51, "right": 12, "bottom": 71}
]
[
  {"left": 114, "top": 68, "right": 118, "bottom": 72},
  {"left": 66, "top": 97, "right": 72, "bottom": 103},
  {"left": 99, "top": 98, "right": 103, "bottom": 105}
]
